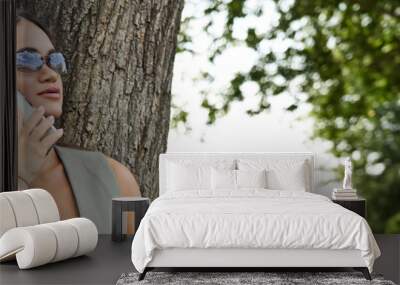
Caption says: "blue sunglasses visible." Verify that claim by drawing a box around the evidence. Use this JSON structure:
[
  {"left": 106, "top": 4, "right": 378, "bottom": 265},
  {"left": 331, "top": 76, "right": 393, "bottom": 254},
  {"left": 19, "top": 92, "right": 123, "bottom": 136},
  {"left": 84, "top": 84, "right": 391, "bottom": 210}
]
[{"left": 16, "top": 50, "right": 67, "bottom": 74}]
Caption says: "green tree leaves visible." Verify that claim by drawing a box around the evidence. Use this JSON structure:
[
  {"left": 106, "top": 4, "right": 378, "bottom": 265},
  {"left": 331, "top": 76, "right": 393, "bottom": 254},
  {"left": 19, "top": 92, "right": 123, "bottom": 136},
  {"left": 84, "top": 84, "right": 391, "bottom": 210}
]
[{"left": 176, "top": 0, "right": 400, "bottom": 232}]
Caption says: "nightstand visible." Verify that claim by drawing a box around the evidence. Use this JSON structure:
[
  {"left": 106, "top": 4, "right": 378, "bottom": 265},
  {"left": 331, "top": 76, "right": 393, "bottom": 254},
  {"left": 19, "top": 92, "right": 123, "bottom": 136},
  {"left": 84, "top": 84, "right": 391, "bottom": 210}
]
[
  {"left": 332, "top": 198, "right": 366, "bottom": 218},
  {"left": 112, "top": 197, "right": 150, "bottom": 241}
]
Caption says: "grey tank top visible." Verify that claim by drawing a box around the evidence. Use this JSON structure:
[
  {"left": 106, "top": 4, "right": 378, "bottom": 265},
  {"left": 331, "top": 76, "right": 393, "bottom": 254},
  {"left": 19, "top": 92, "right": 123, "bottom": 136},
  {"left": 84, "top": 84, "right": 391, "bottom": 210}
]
[{"left": 54, "top": 146, "right": 119, "bottom": 234}]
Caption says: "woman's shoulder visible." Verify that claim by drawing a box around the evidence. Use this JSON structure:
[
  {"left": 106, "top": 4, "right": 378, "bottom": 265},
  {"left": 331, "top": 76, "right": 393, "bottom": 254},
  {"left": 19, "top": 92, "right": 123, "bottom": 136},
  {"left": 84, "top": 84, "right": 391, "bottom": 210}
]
[{"left": 105, "top": 157, "right": 141, "bottom": 197}]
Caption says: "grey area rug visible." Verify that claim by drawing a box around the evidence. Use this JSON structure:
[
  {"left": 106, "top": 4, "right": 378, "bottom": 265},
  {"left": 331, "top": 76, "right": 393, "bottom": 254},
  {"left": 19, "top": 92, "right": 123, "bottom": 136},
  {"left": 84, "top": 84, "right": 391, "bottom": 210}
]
[{"left": 116, "top": 272, "right": 396, "bottom": 285}]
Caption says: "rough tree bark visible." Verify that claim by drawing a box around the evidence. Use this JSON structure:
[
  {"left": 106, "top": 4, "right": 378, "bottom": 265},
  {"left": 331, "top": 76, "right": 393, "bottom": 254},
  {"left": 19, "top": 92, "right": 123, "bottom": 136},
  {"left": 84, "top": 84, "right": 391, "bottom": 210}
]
[{"left": 17, "top": 0, "right": 184, "bottom": 199}]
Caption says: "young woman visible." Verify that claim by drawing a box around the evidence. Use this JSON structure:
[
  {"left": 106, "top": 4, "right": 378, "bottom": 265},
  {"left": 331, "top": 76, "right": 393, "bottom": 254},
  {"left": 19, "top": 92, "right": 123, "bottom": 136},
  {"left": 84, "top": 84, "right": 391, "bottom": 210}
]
[{"left": 16, "top": 13, "right": 140, "bottom": 233}]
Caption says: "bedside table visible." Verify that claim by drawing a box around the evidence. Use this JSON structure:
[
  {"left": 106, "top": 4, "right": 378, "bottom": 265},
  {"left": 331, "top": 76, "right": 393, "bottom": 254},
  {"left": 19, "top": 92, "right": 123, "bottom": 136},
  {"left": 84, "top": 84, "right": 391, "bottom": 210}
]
[
  {"left": 112, "top": 197, "right": 150, "bottom": 241},
  {"left": 332, "top": 198, "right": 366, "bottom": 218}
]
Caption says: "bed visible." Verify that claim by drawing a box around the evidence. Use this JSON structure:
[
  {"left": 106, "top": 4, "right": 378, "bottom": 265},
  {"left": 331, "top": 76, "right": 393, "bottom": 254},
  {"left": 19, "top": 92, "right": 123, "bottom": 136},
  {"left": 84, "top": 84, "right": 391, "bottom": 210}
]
[{"left": 131, "top": 153, "right": 380, "bottom": 280}]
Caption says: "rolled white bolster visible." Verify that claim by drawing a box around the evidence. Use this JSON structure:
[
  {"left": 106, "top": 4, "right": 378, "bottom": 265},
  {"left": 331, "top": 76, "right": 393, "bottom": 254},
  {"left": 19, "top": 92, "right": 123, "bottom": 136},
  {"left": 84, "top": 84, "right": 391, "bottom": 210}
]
[
  {"left": 64, "top": 218, "right": 98, "bottom": 257},
  {"left": 1, "top": 191, "right": 39, "bottom": 227},
  {"left": 0, "top": 218, "right": 97, "bottom": 269},
  {"left": 24, "top": 189, "right": 60, "bottom": 224},
  {"left": 0, "top": 226, "right": 57, "bottom": 269},
  {"left": 0, "top": 196, "right": 17, "bottom": 237},
  {"left": 42, "top": 221, "right": 79, "bottom": 262}
]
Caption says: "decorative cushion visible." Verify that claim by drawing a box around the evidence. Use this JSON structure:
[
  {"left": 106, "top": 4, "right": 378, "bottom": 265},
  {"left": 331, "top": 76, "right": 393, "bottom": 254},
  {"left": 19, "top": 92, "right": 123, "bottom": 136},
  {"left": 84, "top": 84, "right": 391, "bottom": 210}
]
[
  {"left": 42, "top": 221, "right": 78, "bottom": 262},
  {"left": 211, "top": 168, "right": 236, "bottom": 190},
  {"left": 165, "top": 159, "right": 235, "bottom": 192},
  {"left": 237, "top": 159, "right": 310, "bottom": 191},
  {"left": 0, "top": 196, "right": 16, "bottom": 237},
  {"left": 266, "top": 167, "right": 307, "bottom": 191},
  {"left": 0, "top": 225, "right": 57, "bottom": 268},
  {"left": 168, "top": 163, "right": 212, "bottom": 191},
  {"left": 64, "top": 218, "right": 98, "bottom": 257},
  {"left": 0, "top": 189, "right": 98, "bottom": 269},
  {"left": 24, "top": 189, "right": 60, "bottom": 224},
  {"left": 0, "top": 218, "right": 97, "bottom": 269},
  {"left": 0, "top": 189, "right": 59, "bottom": 236},
  {"left": 0, "top": 191, "right": 40, "bottom": 227},
  {"left": 236, "top": 169, "right": 267, "bottom": 189}
]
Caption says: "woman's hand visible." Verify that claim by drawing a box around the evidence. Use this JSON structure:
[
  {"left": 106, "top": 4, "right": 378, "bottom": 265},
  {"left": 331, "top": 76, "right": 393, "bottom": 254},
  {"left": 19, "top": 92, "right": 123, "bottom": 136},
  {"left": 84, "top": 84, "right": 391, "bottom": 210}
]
[{"left": 18, "top": 106, "right": 64, "bottom": 186}]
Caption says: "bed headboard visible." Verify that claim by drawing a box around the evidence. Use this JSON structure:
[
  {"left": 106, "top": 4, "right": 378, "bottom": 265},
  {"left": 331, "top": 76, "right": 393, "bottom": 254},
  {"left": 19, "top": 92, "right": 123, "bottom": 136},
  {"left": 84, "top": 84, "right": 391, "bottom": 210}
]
[{"left": 159, "top": 152, "right": 315, "bottom": 196}]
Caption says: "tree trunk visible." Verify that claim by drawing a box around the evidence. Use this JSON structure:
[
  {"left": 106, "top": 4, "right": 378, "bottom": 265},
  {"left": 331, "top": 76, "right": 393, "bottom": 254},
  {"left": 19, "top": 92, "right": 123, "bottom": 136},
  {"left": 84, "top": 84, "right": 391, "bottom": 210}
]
[{"left": 17, "top": 0, "right": 184, "bottom": 199}]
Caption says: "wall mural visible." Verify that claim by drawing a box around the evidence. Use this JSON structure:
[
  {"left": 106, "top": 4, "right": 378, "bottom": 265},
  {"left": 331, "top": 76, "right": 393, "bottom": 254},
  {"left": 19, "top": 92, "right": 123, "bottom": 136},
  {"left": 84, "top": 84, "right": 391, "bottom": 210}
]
[
  {"left": 15, "top": 0, "right": 184, "bottom": 233},
  {"left": 14, "top": 0, "right": 400, "bottom": 234}
]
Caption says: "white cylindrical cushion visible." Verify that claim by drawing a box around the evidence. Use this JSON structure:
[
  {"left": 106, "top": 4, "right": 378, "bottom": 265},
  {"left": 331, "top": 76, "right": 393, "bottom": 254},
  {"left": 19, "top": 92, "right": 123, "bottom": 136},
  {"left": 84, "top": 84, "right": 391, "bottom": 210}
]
[
  {"left": 0, "top": 226, "right": 57, "bottom": 269},
  {"left": 24, "top": 189, "right": 59, "bottom": 223},
  {"left": 42, "top": 221, "right": 79, "bottom": 262},
  {"left": 65, "top": 218, "right": 98, "bottom": 257},
  {"left": 0, "top": 192, "right": 39, "bottom": 227},
  {"left": 0, "top": 196, "right": 17, "bottom": 237},
  {"left": 0, "top": 218, "right": 98, "bottom": 269}
]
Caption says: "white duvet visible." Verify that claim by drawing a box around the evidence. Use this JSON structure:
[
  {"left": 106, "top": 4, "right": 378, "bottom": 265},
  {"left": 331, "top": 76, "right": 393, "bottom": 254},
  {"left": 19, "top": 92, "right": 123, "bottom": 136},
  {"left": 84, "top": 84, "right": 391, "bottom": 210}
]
[{"left": 131, "top": 190, "right": 380, "bottom": 273}]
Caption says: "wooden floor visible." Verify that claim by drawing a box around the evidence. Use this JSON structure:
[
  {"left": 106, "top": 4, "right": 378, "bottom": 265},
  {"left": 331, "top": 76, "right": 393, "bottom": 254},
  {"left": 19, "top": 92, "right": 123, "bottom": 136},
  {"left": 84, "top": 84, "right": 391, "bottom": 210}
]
[
  {"left": 0, "top": 234, "right": 398, "bottom": 285},
  {"left": 373, "top": 234, "right": 400, "bottom": 284}
]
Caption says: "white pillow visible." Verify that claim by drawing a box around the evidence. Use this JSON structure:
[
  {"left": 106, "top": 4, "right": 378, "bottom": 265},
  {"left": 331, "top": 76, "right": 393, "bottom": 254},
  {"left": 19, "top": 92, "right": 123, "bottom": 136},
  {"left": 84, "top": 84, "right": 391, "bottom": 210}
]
[
  {"left": 166, "top": 159, "right": 235, "bottom": 170},
  {"left": 166, "top": 159, "right": 235, "bottom": 192},
  {"left": 266, "top": 168, "right": 306, "bottom": 191},
  {"left": 236, "top": 169, "right": 267, "bottom": 189},
  {"left": 237, "top": 159, "right": 309, "bottom": 191},
  {"left": 211, "top": 168, "right": 236, "bottom": 190},
  {"left": 168, "top": 163, "right": 211, "bottom": 191}
]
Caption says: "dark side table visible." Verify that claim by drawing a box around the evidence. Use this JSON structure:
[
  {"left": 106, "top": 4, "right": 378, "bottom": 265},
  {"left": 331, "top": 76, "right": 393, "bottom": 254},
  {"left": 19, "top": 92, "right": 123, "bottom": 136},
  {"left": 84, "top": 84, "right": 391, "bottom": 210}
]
[
  {"left": 112, "top": 197, "right": 150, "bottom": 241},
  {"left": 332, "top": 197, "right": 366, "bottom": 218}
]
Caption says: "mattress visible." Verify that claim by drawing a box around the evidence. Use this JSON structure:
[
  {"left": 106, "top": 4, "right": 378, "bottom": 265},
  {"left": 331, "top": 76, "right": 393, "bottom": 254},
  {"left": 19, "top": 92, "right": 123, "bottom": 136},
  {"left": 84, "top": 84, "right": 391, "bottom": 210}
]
[{"left": 131, "top": 190, "right": 380, "bottom": 273}]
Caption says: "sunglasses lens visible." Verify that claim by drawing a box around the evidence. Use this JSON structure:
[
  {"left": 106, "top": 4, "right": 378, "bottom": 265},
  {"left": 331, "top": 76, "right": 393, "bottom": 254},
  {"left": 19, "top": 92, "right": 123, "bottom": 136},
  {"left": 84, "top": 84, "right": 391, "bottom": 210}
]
[
  {"left": 16, "top": 51, "right": 43, "bottom": 72},
  {"left": 48, "top": 52, "right": 67, "bottom": 74}
]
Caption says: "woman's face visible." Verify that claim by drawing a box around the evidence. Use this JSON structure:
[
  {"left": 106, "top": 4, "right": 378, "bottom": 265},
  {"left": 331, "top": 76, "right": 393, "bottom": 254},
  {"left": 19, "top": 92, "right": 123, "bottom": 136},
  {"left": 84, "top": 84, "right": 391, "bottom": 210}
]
[{"left": 16, "top": 18, "right": 63, "bottom": 118}]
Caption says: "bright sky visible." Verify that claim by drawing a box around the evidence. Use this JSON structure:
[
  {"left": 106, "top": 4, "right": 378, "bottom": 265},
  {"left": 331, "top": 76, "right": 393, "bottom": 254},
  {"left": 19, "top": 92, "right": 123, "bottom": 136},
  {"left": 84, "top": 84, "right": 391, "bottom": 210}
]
[{"left": 167, "top": 0, "right": 342, "bottom": 195}]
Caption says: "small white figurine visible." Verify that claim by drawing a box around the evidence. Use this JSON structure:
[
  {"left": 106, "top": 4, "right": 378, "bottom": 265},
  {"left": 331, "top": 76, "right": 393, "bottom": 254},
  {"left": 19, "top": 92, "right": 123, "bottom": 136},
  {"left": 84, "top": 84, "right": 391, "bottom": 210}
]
[{"left": 343, "top": 157, "right": 353, "bottom": 190}]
